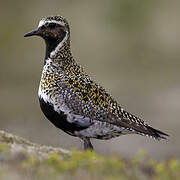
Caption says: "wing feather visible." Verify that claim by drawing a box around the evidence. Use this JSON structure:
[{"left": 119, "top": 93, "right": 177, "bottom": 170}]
[{"left": 58, "top": 66, "right": 169, "bottom": 139}]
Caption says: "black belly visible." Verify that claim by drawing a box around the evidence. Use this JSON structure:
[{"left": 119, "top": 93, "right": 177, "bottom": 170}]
[{"left": 39, "top": 98, "right": 87, "bottom": 136}]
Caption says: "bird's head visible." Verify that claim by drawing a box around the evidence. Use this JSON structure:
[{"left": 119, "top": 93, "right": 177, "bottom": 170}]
[
  {"left": 24, "top": 16, "right": 70, "bottom": 58},
  {"left": 24, "top": 16, "right": 69, "bottom": 41}
]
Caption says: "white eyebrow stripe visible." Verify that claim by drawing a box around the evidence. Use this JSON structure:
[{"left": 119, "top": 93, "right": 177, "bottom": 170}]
[
  {"left": 38, "top": 19, "right": 45, "bottom": 28},
  {"left": 38, "top": 20, "right": 65, "bottom": 28}
]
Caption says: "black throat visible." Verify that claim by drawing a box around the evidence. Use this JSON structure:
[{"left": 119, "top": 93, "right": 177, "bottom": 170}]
[
  {"left": 44, "top": 30, "right": 66, "bottom": 59},
  {"left": 45, "top": 37, "right": 60, "bottom": 59}
]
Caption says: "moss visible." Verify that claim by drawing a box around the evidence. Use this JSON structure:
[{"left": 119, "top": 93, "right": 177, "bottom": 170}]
[
  {"left": 0, "top": 130, "right": 180, "bottom": 180},
  {"left": 152, "top": 158, "right": 180, "bottom": 180},
  {"left": 22, "top": 155, "right": 37, "bottom": 168},
  {"left": 0, "top": 144, "right": 6, "bottom": 152},
  {"left": 44, "top": 149, "right": 179, "bottom": 180}
]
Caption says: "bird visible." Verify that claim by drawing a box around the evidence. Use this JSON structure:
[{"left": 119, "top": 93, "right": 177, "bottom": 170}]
[{"left": 24, "top": 15, "right": 168, "bottom": 150}]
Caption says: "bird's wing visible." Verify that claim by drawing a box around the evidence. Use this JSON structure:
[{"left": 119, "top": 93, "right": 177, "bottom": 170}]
[{"left": 61, "top": 69, "right": 168, "bottom": 139}]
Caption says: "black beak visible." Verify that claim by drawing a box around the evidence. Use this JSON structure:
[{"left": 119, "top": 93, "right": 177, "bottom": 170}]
[{"left": 24, "top": 29, "right": 39, "bottom": 37}]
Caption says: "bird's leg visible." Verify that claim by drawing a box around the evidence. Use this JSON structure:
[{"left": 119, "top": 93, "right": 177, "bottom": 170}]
[{"left": 82, "top": 138, "right": 94, "bottom": 150}]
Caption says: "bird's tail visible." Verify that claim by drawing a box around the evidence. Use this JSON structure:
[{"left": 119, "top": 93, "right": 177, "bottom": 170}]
[{"left": 144, "top": 125, "right": 169, "bottom": 140}]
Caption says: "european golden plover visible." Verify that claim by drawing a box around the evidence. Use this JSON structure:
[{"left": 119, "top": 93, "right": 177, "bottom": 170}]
[{"left": 24, "top": 16, "right": 168, "bottom": 150}]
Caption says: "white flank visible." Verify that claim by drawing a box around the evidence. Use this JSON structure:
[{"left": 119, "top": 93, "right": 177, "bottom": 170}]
[
  {"left": 38, "top": 58, "right": 51, "bottom": 103},
  {"left": 38, "top": 78, "right": 70, "bottom": 115},
  {"left": 38, "top": 85, "right": 48, "bottom": 103},
  {"left": 38, "top": 58, "right": 70, "bottom": 113}
]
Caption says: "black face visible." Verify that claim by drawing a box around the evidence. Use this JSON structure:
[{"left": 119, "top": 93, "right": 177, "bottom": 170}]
[
  {"left": 38, "top": 22, "right": 66, "bottom": 42},
  {"left": 24, "top": 22, "right": 66, "bottom": 40},
  {"left": 24, "top": 22, "right": 67, "bottom": 58}
]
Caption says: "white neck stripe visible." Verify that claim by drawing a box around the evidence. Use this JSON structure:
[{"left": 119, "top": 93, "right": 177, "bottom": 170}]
[{"left": 50, "top": 31, "right": 69, "bottom": 57}]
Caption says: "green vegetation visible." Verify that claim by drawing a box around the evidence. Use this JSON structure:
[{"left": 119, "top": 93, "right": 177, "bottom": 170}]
[{"left": 0, "top": 130, "right": 179, "bottom": 180}]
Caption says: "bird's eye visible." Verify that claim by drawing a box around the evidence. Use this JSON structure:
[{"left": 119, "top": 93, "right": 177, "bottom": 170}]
[{"left": 47, "top": 23, "right": 56, "bottom": 28}]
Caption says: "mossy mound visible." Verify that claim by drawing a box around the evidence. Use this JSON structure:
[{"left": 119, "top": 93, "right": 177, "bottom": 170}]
[{"left": 0, "top": 130, "right": 179, "bottom": 180}]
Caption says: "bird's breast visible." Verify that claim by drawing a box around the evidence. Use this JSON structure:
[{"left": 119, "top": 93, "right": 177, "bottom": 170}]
[{"left": 39, "top": 97, "right": 88, "bottom": 135}]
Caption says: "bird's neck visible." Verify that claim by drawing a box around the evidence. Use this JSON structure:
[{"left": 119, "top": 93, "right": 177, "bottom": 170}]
[
  {"left": 44, "top": 32, "right": 72, "bottom": 62},
  {"left": 45, "top": 38, "right": 60, "bottom": 60},
  {"left": 44, "top": 37, "right": 79, "bottom": 72}
]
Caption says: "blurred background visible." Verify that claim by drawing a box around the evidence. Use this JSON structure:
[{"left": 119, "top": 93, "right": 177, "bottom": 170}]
[{"left": 0, "top": 0, "right": 180, "bottom": 159}]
